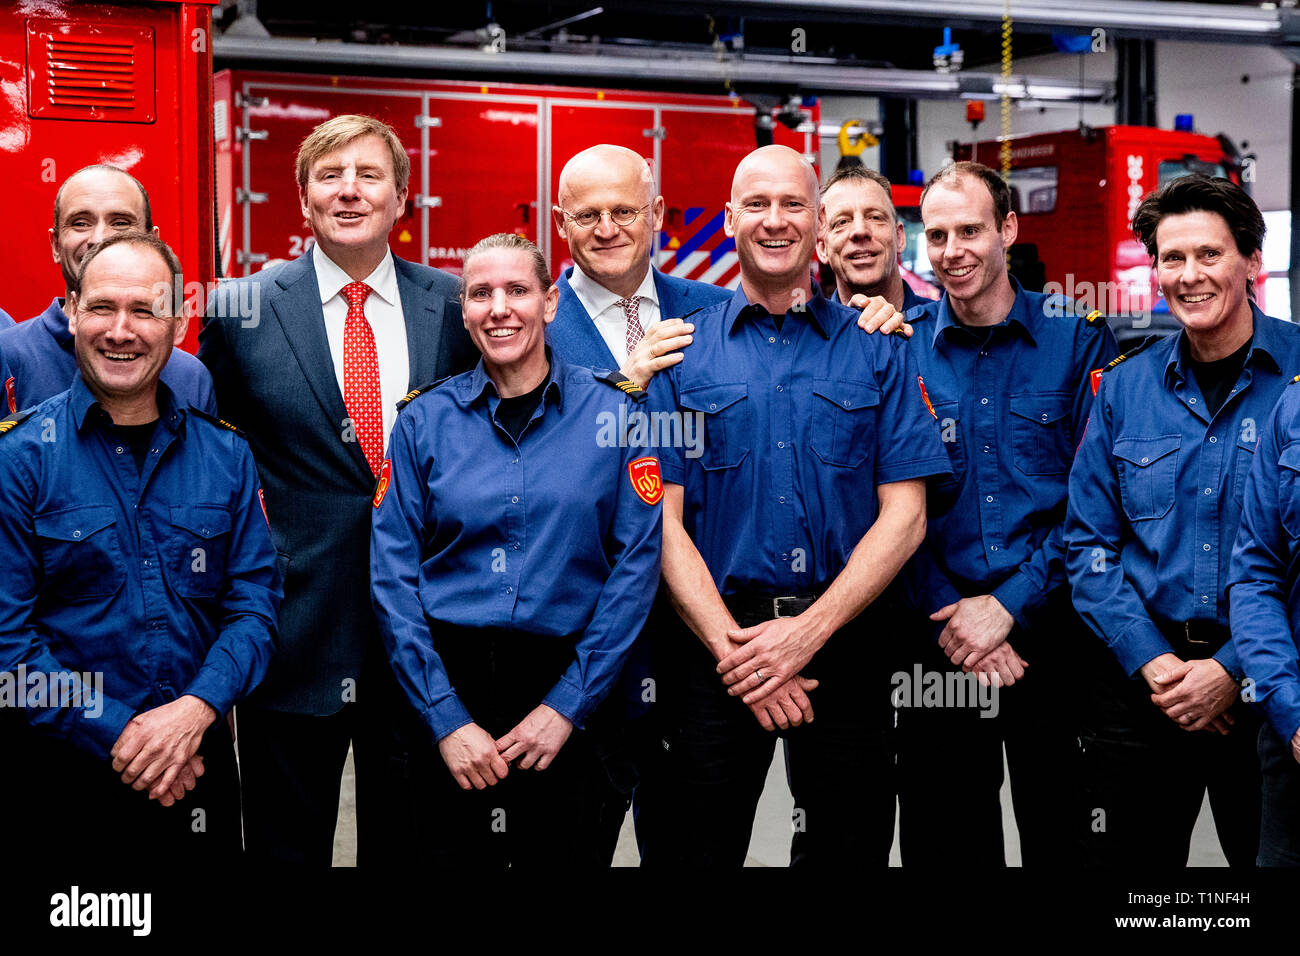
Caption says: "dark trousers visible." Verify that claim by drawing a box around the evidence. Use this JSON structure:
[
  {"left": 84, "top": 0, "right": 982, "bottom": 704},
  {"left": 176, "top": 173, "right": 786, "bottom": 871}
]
[
  {"left": 1080, "top": 651, "right": 1261, "bottom": 867},
  {"left": 640, "top": 608, "right": 896, "bottom": 868},
  {"left": 412, "top": 627, "right": 628, "bottom": 868},
  {"left": 1258, "top": 721, "right": 1300, "bottom": 866},
  {"left": 237, "top": 649, "right": 429, "bottom": 866},
  {"left": 895, "top": 605, "right": 1089, "bottom": 867},
  {"left": 11, "top": 716, "right": 242, "bottom": 865}
]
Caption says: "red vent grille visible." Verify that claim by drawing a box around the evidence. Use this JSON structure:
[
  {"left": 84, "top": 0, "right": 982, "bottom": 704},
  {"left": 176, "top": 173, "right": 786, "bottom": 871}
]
[{"left": 27, "top": 20, "right": 155, "bottom": 123}]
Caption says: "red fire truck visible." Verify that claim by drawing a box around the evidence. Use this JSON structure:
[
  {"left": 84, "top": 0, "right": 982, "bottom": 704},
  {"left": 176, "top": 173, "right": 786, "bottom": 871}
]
[
  {"left": 949, "top": 125, "right": 1248, "bottom": 341},
  {"left": 214, "top": 69, "right": 819, "bottom": 294},
  {"left": 0, "top": 0, "right": 217, "bottom": 349}
]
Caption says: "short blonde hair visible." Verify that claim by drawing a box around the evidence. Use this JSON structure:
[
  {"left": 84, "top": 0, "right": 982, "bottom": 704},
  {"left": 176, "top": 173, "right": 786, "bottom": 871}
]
[
  {"left": 295, "top": 114, "right": 410, "bottom": 194},
  {"left": 460, "top": 233, "right": 551, "bottom": 297}
]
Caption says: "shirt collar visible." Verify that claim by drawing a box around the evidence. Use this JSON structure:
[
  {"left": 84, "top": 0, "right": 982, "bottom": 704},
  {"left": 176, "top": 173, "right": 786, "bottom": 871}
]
[
  {"left": 465, "top": 345, "right": 565, "bottom": 413},
  {"left": 44, "top": 298, "right": 72, "bottom": 348},
  {"left": 724, "top": 282, "right": 830, "bottom": 339},
  {"left": 312, "top": 245, "right": 398, "bottom": 308},
  {"left": 931, "top": 276, "right": 1036, "bottom": 348},
  {"left": 568, "top": 263, "right": 659, "bottom": 318},
  {"left": 1164, "top": 301, "right": 1282, "bottom": 384},
  {"left": 70, "top": 373, "right": 182, "bottom": 435}
]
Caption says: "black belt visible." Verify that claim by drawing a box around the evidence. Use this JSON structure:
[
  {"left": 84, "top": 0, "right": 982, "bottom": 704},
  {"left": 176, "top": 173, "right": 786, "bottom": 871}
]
[
  {"left": 723, "top": 592, "right": 820, "bottom": 621},
  {"left": 1154, "top": 618, "right": 1230, "bottom": 656}
]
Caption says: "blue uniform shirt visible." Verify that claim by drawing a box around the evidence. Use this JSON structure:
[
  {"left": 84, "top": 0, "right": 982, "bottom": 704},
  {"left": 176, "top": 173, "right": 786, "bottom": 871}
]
[
  {"left": 901, "top": 279, "right": 1119, "bottom": 626},
  {"left": 658, "top": 286, "right": 950, "bottom": 596},
  {"left": 0, "top": 298, "right": 216, "bottom": 415},
  {"left": 829, "top": 282, "right": 932, "bottom": 316},
  {"left": 1229, "top": 382, "right": 1300, "bottom": 742},
  {"left": 0, "top": 307, "right": 12, "bottom": 328},
  {"left": 0, "top": 377, "right": 281, "bottom": 760},
  {"left": 370, "top": 352, "right": 664, "bottom": 743},
  {"left": 1067, "top": 306, "right": 1300, "bottom": 677}
]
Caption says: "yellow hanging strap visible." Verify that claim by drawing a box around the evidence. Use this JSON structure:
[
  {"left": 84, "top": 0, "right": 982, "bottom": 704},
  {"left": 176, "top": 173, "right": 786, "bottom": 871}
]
[{"left": 1000, "top": 2, "right": 1013, "bottom": 181}]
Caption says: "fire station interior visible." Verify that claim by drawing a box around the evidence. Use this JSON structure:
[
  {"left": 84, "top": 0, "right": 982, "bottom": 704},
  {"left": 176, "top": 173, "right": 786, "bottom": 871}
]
[{"left": 5, "top": 0, "right": 1298, "bottom": 869}]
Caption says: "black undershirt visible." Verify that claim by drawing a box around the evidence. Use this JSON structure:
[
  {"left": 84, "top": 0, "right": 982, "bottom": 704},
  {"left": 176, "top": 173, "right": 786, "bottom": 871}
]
[
  {"left": 494, "top": 376, "right": 549, "bottom": 443},
  {"left": 108, "top": 420, "right": 159, "bottom": 473},
  {"left": 1191, "top": 336, "right": 1252, "bottom": 418}
]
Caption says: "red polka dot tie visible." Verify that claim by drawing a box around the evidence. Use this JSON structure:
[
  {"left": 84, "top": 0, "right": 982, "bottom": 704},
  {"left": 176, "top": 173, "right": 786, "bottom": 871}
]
[
  {"left": 619, "top": 296, "right": 643, "bottom": 358},
  {"left": 341, "top": 281, "right": 383, "bottom": 476}
]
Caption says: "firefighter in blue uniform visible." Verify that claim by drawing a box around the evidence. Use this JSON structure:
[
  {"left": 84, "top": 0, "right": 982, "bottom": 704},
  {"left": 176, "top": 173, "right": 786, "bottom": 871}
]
[
  {"left": 370, "top": 234, "right": 662, "bottom": 866},
  {"left": 648, "top": 145, "right": 950, "bottom": 868},
  {"left": 1065, "top": 175, "right": 1300, "bottom": 866},
  {"left": 891, "top": 161, "right": 1119, "bottom": 867},
  {"left": 0, "top": 233, "right": 280, "bottom": 862},
  {"left": 0, "top": 163, "right": 214, "bottom": 415},
  {"left": 817, "top": 163, "right": 932, "bottom": 315},
  {"left": 1229, "top": 380, "right": 1300, "bottom": 866}
]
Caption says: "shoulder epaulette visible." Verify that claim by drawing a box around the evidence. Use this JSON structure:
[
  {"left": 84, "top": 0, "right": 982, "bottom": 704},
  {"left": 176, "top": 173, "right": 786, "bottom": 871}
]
[
  {"left": 1289, "top": 373, "right": 1300, "bottom": 386},
  {"left": 1082, "top": 309, "right": 1107, "bottom": 328},
  {"left": 0, "top": 409, "right": 35, "bottom": 436},
  {"left": 188, "top": 406, "right": 247, "bottom": 438},
  {"left": 396, "top": 375, "right": 454, "bottom": 412},
  {"left": 1102, "top": 335, "right": 1159, "bottom": 373},
  {"left": 594, "top": 369, "right": 647, "bottom": 403}
]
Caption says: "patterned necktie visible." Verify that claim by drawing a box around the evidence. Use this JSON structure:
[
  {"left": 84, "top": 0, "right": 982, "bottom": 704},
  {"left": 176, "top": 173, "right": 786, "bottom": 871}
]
[
  {"left": 341, "top": 281, "right": 383, "bottom": 476},
  {"left": 618, "top": 296, "right": 644, "bottom": 358}
]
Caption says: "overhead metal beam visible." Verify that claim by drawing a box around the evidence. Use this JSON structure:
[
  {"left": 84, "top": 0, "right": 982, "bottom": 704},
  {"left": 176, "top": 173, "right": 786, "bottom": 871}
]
[
  {"left": 213, "top": 36, "right": 1114, "bottom": 101},
  {"left": 615, "top": 0, "right": 1288, "bottom": 44}
]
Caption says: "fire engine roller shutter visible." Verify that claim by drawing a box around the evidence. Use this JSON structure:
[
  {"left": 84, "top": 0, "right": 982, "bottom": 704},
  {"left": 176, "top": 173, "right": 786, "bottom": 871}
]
[{"left": 26, "top": 19, "right": 156, "bottom": 124}]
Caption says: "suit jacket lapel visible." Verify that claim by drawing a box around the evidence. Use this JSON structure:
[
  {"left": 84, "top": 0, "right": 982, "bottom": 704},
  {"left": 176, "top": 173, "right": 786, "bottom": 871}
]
[
  {"left": 552, "top": 268, "right": 619, "bottom": 370},
  {"left": 396, "top": 256, "right": 448, "bottom": 389},
  {"left": 269, "top": 250, "right": 373, "bottom": 476}
]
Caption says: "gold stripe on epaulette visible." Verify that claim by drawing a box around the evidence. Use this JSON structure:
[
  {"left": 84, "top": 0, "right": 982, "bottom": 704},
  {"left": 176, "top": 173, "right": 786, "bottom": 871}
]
[
  {"left": 1085, "top": 310, "right": 1104, "bottom": 326},
  {"left": 402, "top": 388, "right": 422, "bottom": 404},
  {"left": 0, "top": 421, "right": 16, "bottom": 434},
  {"left": 1290, "top": 374, "right": 1300, "bottom": 385}
]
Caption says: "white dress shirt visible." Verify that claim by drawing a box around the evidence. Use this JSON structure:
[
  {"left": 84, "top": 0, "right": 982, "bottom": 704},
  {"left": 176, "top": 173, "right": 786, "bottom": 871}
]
[
  {"left": 313, "top": 246, "right": 410, "bottom": 445},
  {"left": 568, "top": 264, "right": 661, "bottom": 367}
]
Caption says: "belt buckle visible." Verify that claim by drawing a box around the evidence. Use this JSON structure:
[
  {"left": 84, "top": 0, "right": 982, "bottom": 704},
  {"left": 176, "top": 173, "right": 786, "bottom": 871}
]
[
  {"left": 1184, "top": 621, "right": 1210, "bottom": 647},
  {"left": 772, "top": 595, "right": 799, "bottom": 618}
]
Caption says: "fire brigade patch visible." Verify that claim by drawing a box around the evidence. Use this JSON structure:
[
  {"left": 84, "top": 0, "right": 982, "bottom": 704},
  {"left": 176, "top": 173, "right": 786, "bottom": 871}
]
[
  {"left": 4, "top": 376, "right": 14, "bottom": 414},
  {"left": 373, "top": 459, "right": 392, "bottom": 508},
  {"left": 628, "top": 456, "right": 663, "bottom": 506},
  {"left": 1090, "top": 367, "right": 1103, "bottom": 396},
  {"left": 917, "top": 375, "right": 937, "bottom": 419}
]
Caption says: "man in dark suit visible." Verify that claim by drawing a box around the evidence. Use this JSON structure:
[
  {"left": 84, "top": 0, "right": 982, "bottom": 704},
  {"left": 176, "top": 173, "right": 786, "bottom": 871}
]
[
  {"left": 198, "top": 114, "right": 477, "bottom": 865},
  {"left": 548, "top": 145, "right": 730, "bottom": 382}
]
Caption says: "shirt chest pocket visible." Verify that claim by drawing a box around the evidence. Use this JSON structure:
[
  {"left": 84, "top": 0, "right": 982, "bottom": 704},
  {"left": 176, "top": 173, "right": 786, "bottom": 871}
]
[
  {"left": 166, "top": 504, "right": 232, "bottom": 598},
  {"left": 679, "top": 383, "right": 751, "bottom": 471},
  {"left": 811, "top": 378, "right": 880, "bottom": 468},
  {"left": 1113, "top": 436, "right": 1180, "bottom": 521},
  {"left": 1009, "top": 391, "right": 1073, "bottom": 476},
  {"left": 1278, "top": 444, "right": 1300, "bottom": 540},
  {"left": 1232, "top": 433, "right": 1258, "bottom": 506},
  {"left": 34, "top": 505, "right": 125, "bottom": 601},
  {"left": 931, "top": 400, "right": 965, "bottom": 479}
]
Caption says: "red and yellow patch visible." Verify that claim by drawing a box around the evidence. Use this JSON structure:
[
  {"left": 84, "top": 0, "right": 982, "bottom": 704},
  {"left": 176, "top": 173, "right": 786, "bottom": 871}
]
[
  {"left": 628, "top": 456, "right": 663, "bottom": 506},
  {"left": 257, "top": 487, "right": 269, "bottom": 525},
  {"left": 917, "top": 375, "right": 936, "bottom": 419},
  {"left": 1089, "top": 367, "right": 1103, "bottom": 396},
  {"left": 4, "top": 376, "right": 14, "bottom": 414},
  {"left": 372, "top": 459, "right": 392, "bottom": 509}
]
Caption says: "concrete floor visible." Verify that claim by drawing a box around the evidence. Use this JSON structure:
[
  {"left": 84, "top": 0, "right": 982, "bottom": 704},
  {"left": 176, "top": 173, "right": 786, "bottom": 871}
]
[{"left": 329, "top": 745, "right": 1229, "bottom": 867}]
